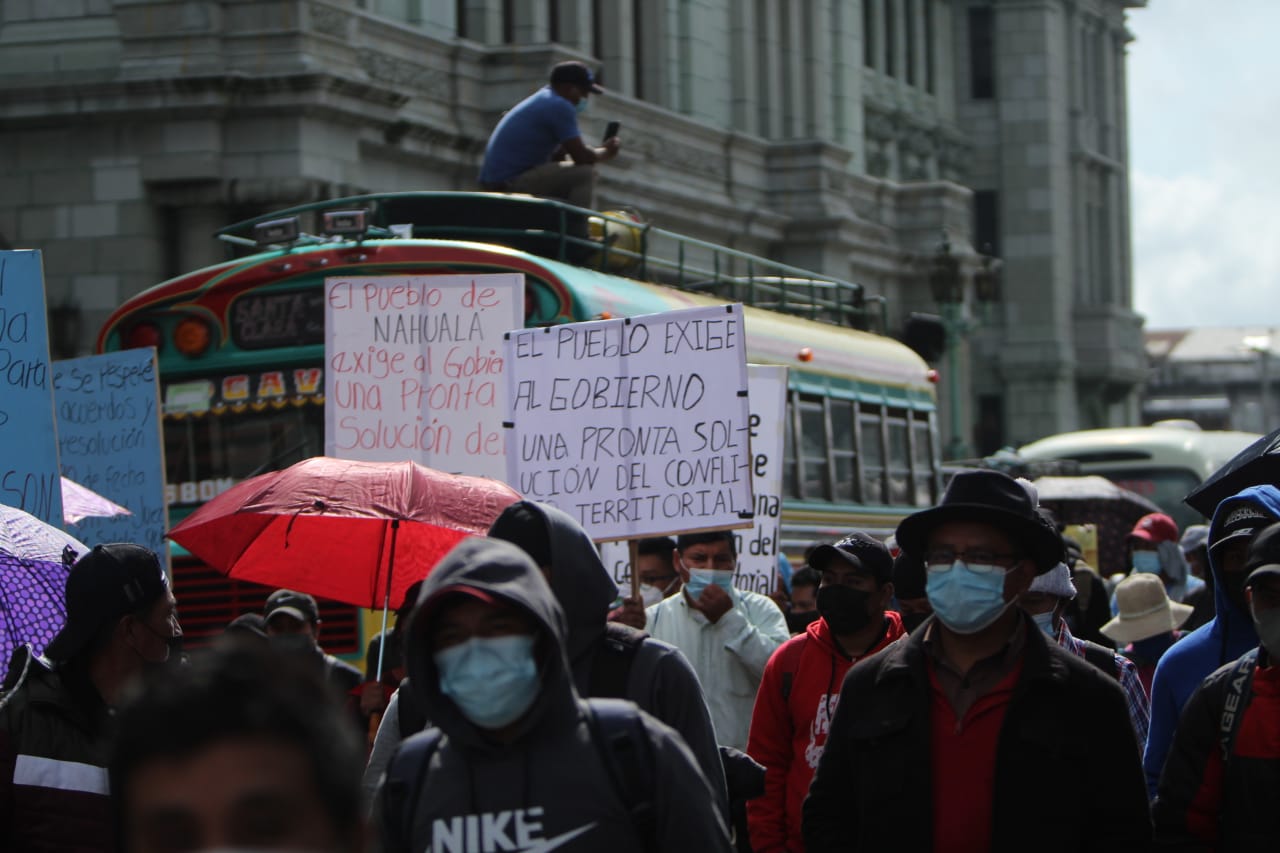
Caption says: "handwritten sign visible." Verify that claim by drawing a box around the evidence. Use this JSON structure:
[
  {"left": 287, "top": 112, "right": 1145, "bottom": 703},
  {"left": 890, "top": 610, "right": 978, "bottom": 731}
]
[
  {"left": 506, "top": 304, "right": 754, "bottom": 541},
  {"left": 324, "top": 274, "right": 523, "bottom": 480},
  {"left": 599, "top": 364, "right": 787, "bottom": 591},
  {"left": 53, "top": 349, "right": 168, "bottom": 561},
  {"left": 0, "top": 251, "right": 63, "bottom": 526}
]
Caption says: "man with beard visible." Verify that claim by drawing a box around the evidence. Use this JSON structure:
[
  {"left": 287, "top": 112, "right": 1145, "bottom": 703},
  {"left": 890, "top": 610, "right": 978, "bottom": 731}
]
[{"left": 745, "top": 533, "right": 903, "bottom": 853}]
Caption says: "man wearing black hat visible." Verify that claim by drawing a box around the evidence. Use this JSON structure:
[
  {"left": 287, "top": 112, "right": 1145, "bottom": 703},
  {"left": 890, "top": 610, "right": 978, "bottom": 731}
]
[
  {"left": 478, "top": 60, "right": 621, "bottom": 209},
  {"left": 746, "top": 533, "right": 904, "bottom": 853},
  {"left": 263, "top": 589, "right": 363, "bottom": 730},
  {"left": 803, "top": 469, "right": 1150, "bottom": 851},
  {"left": 1154, "top": 520, "right": 1280, "bottom": 847},
  {"left": 0, "top": 543, "right": 181, "bottom": 852}
]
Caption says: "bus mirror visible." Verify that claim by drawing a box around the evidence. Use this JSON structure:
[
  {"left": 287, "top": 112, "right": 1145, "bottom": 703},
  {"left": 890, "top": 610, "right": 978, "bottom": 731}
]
[
  {"left": 902, "top": 313, "right": 946, "bottom": 363},
  {"left": 254, "top": 217, "right": 300, "bottom": 248},
  {"left": 323, "top": 209, "right": 370, "bottom": 238}
]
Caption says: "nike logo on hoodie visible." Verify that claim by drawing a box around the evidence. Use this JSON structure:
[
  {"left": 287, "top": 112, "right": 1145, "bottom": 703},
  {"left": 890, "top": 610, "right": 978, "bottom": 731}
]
[{"left": 430, "top": 807, "right": 597, "bottom": 852}]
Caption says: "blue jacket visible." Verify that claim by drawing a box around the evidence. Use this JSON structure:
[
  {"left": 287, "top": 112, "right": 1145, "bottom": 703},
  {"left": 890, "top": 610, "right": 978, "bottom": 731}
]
[{"left": 1142, "top": 484, "right": 1280, "bottom": 797}]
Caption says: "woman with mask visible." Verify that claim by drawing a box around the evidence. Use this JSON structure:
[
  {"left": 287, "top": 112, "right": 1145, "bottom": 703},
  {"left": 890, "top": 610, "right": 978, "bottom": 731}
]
[{"left": 745, "top": 533, "right": 904, "bottom": 853}]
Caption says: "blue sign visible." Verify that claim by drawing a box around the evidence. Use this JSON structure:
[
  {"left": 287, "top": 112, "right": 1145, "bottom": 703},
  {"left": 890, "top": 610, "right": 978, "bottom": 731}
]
[
  {"left": 0, "top": 251, "right": 63, "bottom": 526},
  {"left": 53, "top": 349, "right": 168, "bottom": 562}
]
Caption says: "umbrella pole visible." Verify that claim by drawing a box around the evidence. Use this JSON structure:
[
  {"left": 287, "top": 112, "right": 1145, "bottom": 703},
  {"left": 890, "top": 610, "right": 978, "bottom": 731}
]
[{"left": 375, "top": 518, "right": 401, "bottom": 683}]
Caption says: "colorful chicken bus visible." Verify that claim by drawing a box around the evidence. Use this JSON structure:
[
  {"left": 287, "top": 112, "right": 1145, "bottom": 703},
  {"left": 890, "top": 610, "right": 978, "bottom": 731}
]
[{"left": 98, "top": 192, "right": 941, "bottom": 651}]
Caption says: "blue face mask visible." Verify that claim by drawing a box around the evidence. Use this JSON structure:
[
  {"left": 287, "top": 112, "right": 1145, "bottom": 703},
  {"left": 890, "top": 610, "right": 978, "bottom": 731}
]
[
  {"left": 1031, "top": 610, "right": 1057, "bottom": 639},
  {"left": 575, "top": 97, "right": 590, "bottom": 115},
  {"left": 1132, "top": 551, "right": 1161, "bottom": 574},
  {"left": 685, "top": 569, "right": 735, "bottom": 599},
  {"left": 435, "top": 634, "right": 539, "bottom": 729},
  {"left": 925, "top": 561, "right": 1014, "bottom": 635}
]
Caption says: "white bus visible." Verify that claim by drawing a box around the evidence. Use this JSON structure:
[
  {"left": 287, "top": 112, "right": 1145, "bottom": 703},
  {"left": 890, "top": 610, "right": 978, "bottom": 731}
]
[{"left": 1017, "top": 421, "right": 1259, "bottom": 530}]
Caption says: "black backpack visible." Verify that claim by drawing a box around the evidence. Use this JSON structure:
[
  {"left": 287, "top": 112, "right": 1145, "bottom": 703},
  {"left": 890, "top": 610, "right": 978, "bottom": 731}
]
[{"left": 382, "top": 697, "right": 656, "bottom": 852}]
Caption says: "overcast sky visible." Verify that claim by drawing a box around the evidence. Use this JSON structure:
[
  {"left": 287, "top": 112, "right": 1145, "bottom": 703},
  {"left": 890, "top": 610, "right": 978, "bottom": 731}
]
[{"left": 1126, "top": 0, "right": 1280, "bottom": 330}]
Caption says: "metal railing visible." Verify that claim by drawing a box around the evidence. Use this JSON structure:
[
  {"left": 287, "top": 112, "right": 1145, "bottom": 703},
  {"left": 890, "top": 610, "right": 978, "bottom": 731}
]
[{"left": 215, "top": 192, "right": 886, "bottom": 332}]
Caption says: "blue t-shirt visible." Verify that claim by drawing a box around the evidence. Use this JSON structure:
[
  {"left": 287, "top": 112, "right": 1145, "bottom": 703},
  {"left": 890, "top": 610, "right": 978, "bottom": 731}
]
[{"left": 479, "top": 87, "right": 582, "bottom": 185}]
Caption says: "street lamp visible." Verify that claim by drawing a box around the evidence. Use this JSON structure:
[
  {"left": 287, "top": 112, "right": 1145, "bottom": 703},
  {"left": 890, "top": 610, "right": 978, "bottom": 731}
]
[
  {"left": 1243, "top": 333, "right": 1275, "bottom": 432},
  {"left": 928, "top": 235, "right": 968, "bottom": 460},
  {"left": 927, "top": 236, "right": 1002, "bottom": 461}
]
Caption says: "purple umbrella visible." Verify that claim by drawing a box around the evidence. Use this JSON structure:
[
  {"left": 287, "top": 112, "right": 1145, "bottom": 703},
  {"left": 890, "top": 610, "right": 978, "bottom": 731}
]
[
  {"left": 61, "top": 476, "right": 131, "bottom": 526},
  {"left": 0, "top": 504, "right": 87, "bottom": 679}
]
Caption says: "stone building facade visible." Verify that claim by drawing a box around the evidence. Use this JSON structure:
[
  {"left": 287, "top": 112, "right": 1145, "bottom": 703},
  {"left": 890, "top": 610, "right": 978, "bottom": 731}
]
[{"left": 0, "top": 0, "right": 1146, "bottom": 455}]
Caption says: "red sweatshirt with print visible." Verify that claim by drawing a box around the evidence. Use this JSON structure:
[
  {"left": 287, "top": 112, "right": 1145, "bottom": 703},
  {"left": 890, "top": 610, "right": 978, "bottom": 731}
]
[{"left": 746, "top": 611, "right": 905, "bottom": 853}]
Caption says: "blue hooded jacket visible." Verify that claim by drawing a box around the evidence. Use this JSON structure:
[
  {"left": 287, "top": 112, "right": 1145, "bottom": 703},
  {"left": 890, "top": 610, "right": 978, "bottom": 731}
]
[{"left": 1142, "top": 484, "right": 1280, "bottom": 797}]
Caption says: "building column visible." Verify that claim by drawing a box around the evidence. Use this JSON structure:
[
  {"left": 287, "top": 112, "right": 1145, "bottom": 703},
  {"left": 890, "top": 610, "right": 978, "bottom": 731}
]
[
  {"left": 729, "top": 0, "right": 759, "bottom": 133},
  {"left": 508, "top": 0, "right": 549, "bottom": 44}
]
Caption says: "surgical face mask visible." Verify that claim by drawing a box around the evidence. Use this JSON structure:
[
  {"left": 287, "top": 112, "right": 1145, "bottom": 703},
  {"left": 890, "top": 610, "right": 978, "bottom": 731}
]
[
  {"left": 575, "top": 97, "right": 589, "bottom": 115},
  {"left": 1252, "top": 607, "right": 1280, "bottom": 659},
  {"left": 925, "top": 561, "right": 1015, "bottom": 635},
  {"left": 640, "top": 583, "right": 666, "bottom": 608},
  {"left": 1132, "top": 551, "right": 1161, "bottom": 574},
  {"left": 435, "top": 634, "right": 540, "bottom": 729},
  {"left": 1030, "top": 610, "right": 1057, "bottom": 639},
  {"left": 685, "top": 569, "right": 735, "bottom": 599},
  {"left": 817, "top": 585, "right": 874, "bottom": 636}
]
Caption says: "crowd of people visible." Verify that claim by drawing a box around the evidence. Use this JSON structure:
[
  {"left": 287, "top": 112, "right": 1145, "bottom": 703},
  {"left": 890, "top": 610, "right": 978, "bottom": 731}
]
[{"left": 4, "top": 470, "right": 1280, "bottom": 851}]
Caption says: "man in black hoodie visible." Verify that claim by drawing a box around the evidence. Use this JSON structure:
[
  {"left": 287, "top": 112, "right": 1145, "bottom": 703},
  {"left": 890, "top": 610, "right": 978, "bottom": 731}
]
[
  {"left": 364, "top": 503, "right": 730, "bottom": 827},
  {"left": 379, "top": 537, "right": 731, "bottom": 853}
]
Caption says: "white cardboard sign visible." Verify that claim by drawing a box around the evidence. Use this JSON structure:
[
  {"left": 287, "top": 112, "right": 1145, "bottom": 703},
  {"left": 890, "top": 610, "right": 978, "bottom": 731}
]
[
  {"left": 324, "top": 274, "right": 523, "bottom": 480},
  {"left": 505, "top": 304, "right": 754, "bottom": 541}
]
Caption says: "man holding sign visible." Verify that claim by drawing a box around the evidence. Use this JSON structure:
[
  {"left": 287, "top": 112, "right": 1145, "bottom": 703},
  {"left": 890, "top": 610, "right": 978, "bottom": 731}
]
[{"left": 646, "top": 531, "right": 789, "bottom": 751}]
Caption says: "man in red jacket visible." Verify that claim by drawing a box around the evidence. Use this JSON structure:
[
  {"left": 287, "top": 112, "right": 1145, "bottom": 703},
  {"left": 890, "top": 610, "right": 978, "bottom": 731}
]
[{"left": 746, "top": 533, "right": 903, "bottom": 853}]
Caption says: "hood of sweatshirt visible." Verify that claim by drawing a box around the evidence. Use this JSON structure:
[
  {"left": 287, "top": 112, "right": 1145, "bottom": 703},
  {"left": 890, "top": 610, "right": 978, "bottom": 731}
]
[
  {"left": 405, "top": 536, "right": 578, "bottom": 751},
  {"left": 488, "top": 501, "right": 618, "bottom": 680},
  {"left": 1203, "top": 484, "right": 1280, "bottom": 653}
]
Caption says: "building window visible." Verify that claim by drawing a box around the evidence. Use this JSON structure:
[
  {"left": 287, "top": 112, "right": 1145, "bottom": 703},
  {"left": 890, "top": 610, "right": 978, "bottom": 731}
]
[
  {"left": 549, "top": 0, "right": 560, "bottom": 43},
  {"left": 969, "top": 6, "right": 995, "bottom": 99},
  {"left": 906, "top": 2, "right": 917, "bottom": 86},
  {"left": 974, "top": 189, "right": 999, "bottom": 256},
  {"left": 502, "top": 0, "right": 515, "bottom": 43},
  {"left": 863, "top": 0, "right": 876, "bottom": 68},
  {"left": 456, "top": 0, "right": 467, "bottom": 38},
  {"left": 592, "top": 0, "right": 604, "bottom": 63},
  {"left": 885, "top": 0, "right": 896, "bottom": 78},
  {"left": 632, "top": 0, "right": 644, "bottom": 100},
  {"left": 924, "top": 0, "right": 935, "bottom": 92}
]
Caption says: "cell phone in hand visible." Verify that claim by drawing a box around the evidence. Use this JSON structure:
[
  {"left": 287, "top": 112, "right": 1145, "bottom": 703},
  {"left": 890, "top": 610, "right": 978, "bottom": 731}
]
[{"left": 603, "top": 121, "right": 620, "bottom": 142}]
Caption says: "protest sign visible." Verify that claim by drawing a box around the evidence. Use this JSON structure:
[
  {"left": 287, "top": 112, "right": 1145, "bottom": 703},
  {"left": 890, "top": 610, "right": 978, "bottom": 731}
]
[
  {"left": 506, "top": 303, "right": 754, "bottom": 541},
  {"left": 599, "top": 363, "right": 787, "bottom": 592},
  {"left": 53, "top": 349, "right": 167, "bottom": 561},
  {"left": 324, "top": 274, "right": 523, "bottom": 480},
  {"left": 0, "top": 251, "right": 63, "bottom": 526}
]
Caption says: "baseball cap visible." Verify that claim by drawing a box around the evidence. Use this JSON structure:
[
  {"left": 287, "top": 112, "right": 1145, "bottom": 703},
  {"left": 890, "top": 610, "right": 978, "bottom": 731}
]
[
  {"left": 1244, "top": 522, "right": 1280, "bottom": 587},
  {"left": 1211, "top": 502, "right": 1274, "bottom": 554},
  {"left": 44, "top": 544, "right": 169, "bottom": 664},
  {"left": 549, "top": 61, "right": 603, "bottom": 93},
  {"left": 264, "top": 589, "right": 320, "bottom": 625},
  {"left": 1128, "top": 513, "right": 1179, "bottom": 545},
  {"left": 808, "top": 533, "right": 893, "bottom": 584}
]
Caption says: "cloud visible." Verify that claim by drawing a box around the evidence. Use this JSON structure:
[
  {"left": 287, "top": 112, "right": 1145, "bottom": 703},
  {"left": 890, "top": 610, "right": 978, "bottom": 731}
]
[{"left": 1127, "top": 1, "right": 1280, "bottom": 328}]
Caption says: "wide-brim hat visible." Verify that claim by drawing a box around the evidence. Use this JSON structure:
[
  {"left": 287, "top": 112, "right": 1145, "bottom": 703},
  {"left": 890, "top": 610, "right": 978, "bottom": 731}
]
[
  {"left": 895, "top": 469, "right": 1064, "bottom": 574},
  {"left": 1100, "top": 573, "right": 1193, "bottom": 645}
]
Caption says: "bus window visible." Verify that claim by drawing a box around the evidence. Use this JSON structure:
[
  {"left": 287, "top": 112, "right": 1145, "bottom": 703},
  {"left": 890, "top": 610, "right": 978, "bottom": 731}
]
[
  {"left": 860, "top": 406, "right": 886, "bottom": 505},
  {"left": 911, "top": 415, "right": 937, "bottom": 505},
  {"left": 798, "top": 394, "right": 828, "bottom": 499},
  {"left": 830, "top": 398, "right": 856, "bottom": 502},
  {"left": 887, "top": 411, "right": 911, "bottom": 505}
]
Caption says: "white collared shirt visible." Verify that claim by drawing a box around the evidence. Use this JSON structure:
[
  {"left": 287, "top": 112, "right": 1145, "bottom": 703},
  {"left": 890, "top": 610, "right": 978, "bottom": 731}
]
[{"left": 646, "top": 587, "right": 790, "bottom": 750}]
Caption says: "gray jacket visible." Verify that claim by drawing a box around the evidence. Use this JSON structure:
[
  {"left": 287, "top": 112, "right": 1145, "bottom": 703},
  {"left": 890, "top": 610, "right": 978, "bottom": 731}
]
[{"left": 382, "top": 537, "right": 732, "bottom": 853}]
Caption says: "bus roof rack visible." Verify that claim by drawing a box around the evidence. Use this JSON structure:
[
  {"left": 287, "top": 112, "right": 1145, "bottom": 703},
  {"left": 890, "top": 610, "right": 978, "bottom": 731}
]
[{"left": 215, "top": 191, "right": 886, "bottom": 333}]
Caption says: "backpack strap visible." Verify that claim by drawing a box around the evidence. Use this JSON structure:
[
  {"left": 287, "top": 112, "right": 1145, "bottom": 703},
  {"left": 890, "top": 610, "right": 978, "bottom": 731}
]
[
  {"left": 584, "top": 698, "right": 657, "bottom": 851},
  {"left": 397, "top": 677, "right": 429, "bottom": 739},
  {"left": 1081, "top": 640, "right": 1120, "bottom": 681},
  {"left": 1219, "top": 647, "right": 1259, "bottom": 763},
  {"left": 588, "top": 622, "right": 648, "bottom": 699},
  {"left": 381, "top": 727, "right": 443, "bottom": 852}
]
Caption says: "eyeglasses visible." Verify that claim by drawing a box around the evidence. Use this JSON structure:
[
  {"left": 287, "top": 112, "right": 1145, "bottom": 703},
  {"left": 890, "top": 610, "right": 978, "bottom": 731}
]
[
  {"left": 924, "top": 548, "right": 1023, "bottom": 574},
  {"left": 680, "top": 552, "right": 736, "bottom": 569}
]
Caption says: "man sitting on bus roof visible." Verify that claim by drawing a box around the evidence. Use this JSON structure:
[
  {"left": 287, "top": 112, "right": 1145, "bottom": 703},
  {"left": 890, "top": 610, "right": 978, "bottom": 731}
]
[{"left": 478, "top": 61, "right": 621, "bottom": 210}]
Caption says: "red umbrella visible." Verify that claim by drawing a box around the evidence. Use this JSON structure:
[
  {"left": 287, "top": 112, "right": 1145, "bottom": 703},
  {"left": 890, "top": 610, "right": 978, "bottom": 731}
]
[{"left": 168, "top": 457, "right": 521, "bottom": 675}]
